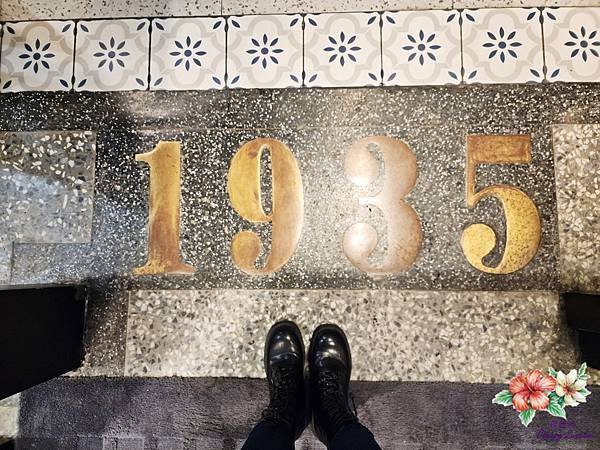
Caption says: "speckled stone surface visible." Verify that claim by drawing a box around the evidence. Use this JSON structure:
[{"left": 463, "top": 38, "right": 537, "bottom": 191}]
[
  {"left": 223, "top": 0, "right": 452, "bottom": 15},
  {"left": 553, "top": 125, "right": 600, "bottom": 293},
  {"left": 3, "top": 87, "right": 572, "bottom": 291},
  {"left": 1, "top": 0, "right": 220, "bottom": 20},
  {"left": 124, "top": 289, "right": 579, "bottom": 382},
  {"left": 0, "top": 394, "right": 19, "bottom": 439},
  {"left": 1, "top": 84, "right": 599, "bottom": 382},
  {"left": 453, "top": 0, "right": 542, "bottom": 6},
  {"left": 0, "top": 131, "right": 95, "bottom": 285}
]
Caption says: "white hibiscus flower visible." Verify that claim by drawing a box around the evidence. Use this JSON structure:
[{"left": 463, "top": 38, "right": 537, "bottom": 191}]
[{"left": 555, "top": 369, "right": 588, "bottom": 407}]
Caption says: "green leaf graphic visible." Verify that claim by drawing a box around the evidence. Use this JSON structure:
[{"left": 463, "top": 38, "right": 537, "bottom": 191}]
[
  {"left": 548, "top": 367, "right": 557, "bottom": 377},
  {"left": 579, "top": 388, "right": 591, "bottom": 397},
  {"left": 519, "top": 409, "right": 536, "bottom": 427},
  {"left": 578, "top": 362, "right": 587, "bottom": 379},
  {"left": 492, "top": 390, "right": 513, "bottom": 406},
  {"left": 549, "top": 391, "right": 565, "bottom": 407},
  {"left": 547, "top": 402, "right": 567, "bottom": 419}
]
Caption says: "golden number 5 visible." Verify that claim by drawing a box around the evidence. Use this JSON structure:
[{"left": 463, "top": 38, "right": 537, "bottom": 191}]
[
  {"left": 461, "top": 135, "right": 541, "bottom": 274},
  {"left": 227, "top": 138, "right": 304, "bottom": 275},
  {"left": 134, "top": 141, "right": 196, "bottom": 275},
  {"left": 343, "top": 136, "right": 422, "bottom": 274}
]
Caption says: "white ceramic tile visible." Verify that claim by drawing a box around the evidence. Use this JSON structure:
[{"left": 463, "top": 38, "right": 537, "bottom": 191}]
[
  {"left": 543, "top": 7, "right": 600, "bottom": 82},
  {"left": 149, "top": 18, "right": 226, "bottom": 91},
  {"left": 461, "top": 8, "right": 544, "bottom": 84},
  {"left": 74, "top": 19, "right": 150, "bottom": 92},
  {"left": 223, "top": 0, "right": 453, "bottom": 15},
  {"left": 0, "top": 21, "right": 74, "bottom": 92},
  {"left": 226, "top": 15, "right": 303, "bottom": 89},
  {"left": 304, "top": 12, "right": 381, "bottom": 87},
  {"left": 1, "top": 0, "right": 221, "bottom": 21},
  {"left": 381, "top": 10, "right": 461, "bottom": 86}
]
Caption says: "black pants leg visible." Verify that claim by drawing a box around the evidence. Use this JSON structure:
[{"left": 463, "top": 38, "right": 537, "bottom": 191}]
[
  {"left": 328, "top": 422, "right": 382, "bottom": 450},
  {"left": 242, "top": 420, "right": 381, "bottom": 450},
  {"left": 241, "top": 420, "right": 294, "bottom": 450}
]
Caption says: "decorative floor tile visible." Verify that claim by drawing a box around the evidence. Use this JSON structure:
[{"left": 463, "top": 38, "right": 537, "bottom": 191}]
[
  {"left": 304, "top": 12, "right": 381, "bottom": 87},
  {"left": 461, "top": 8, "right": 544, "bottom": 84},
  {"left": 125, "top": 290, "right": 577, "bottom": 382},
  {"left": 381, "top": 10, "right": 461, "bottom": 86},
  {"left": 149, "top": 17, "right": 226, "bottom": 91},
  {"left": 226, "top": 15, "right": 303, "bottom": 89},
  {"left": 543, "top": 7, "right": 600, "bottom": 82},
  {"left": 553, "top": 125, "right": 600, "bottom": 292},
  {"left": 74, "top": 19, "right": 150, "bottom": 91},
  {"left": 1, "top": 0, "right": 221, "bottom": 21},
  {"left": 0, "top": 21, "right": 75, "bottom": 92},
  {"left": 0, "top": 131, "right": 96, "bottom": 285}
]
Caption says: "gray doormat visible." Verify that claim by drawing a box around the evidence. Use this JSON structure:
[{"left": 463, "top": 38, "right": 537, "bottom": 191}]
[{"left": 17, "top": 377, "right": 599, "bottom": 449}]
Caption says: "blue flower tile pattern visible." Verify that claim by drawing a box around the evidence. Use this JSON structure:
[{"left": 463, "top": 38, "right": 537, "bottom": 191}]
[
  {"left": 324, "top": 31, "right": 361, "bottom": 66},
  {"left": 305, "top": 12, "right": 381, "bottom": 87},
  {"left": 227, "top": 15, "right": 302, "bottom": 89},
  {"left": 0, "top": 21, "right": 75, "bottom": 92},
  {"left": 544, "top": 7, "right": 600, "bottom": 82},
  {"left": 150, "top": 17, "right": 226, "bottom": 91},
  {"left": 382, "top": 10, "right": 461, "bottom": 86},
  {"left": 461, "top": 8, "right": 544, "bottom": 84},
  {"left": 483, "top": 26, "right": 522, "bottom": 63},
  {"left": 74, "top": 19, "right": 150, "bottom": 91},
  {"left": 2, "top": 8, "right": 600, "bottom": 92},
  {"left": 248, "top": 33, "right": 284, "bottom": 68}
]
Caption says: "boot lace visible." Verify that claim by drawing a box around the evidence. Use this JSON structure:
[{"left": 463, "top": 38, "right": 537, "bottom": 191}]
[
  {"left": 262, "top": 364, "right": 298, "bottom": 429},
  {"left": 317, "top": 369, "right": 357, "bottom": 430}
]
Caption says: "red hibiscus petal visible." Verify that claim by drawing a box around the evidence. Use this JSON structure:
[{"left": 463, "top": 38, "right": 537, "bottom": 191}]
[
  {"left": 530, "top": 391, "right": 550, "bottom": 410},
  {"left": 512, "top": 391, "right": 531, "bottom": 411},
  {"left": 526, "top": 369, "right": 544, "bottom": 389},
  {"left": 536, "top": 374, "right": 556, "bottom": 392},
  {"left": 509, "top": 374, "right": 528, "bottom": 395}
]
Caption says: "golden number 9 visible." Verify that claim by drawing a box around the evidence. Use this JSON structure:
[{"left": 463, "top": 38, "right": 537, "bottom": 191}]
[
  {"left": 227, "top": 138, "right": 304, "bottom": 275},
  {"left": 343, "top": 136, "right": 422, "bottom": 274},
  {"left": 461, "top": 135, "right": 541, "bottom": 274}
]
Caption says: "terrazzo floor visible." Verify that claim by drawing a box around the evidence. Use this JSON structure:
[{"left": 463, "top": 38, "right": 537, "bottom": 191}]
[
  {"left": 124, "top": 289, "right": 578, "bottom": 382},
  {"left": 1, "top": 84, "right": 600, "bottom": 445}
]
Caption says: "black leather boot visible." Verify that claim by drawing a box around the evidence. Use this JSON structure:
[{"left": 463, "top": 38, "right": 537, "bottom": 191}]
[
  {"left": 261, "top": 320, "right": 308, "bottom": 439},
  {"left": 309, "top": 324, "right": 358, "bottom": 446}
]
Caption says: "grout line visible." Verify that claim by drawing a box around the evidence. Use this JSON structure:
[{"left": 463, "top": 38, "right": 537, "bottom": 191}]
[
  {"left": 224, "top": 16, "right": 229, "bottom": 87},
  {"left": 146, "top": 19, "right": 152, "bottom": 90},
  {"left": 71, "top": 20, "right": 77, "bottom": 90},
  {"left": 8, "top": 241, "right": 14, "bottom": 284},
  {"left": 379, "top": 12, "right": 383, "bottom": 86},
  {"left": 540, "top": 7, "right": 548, "bottom": 82},
  {"left": 301, "top": 14, "right": 305, "bottom": 86},
  {"left": 0, "top": 19, "right": 4, "bottom": 91},
  {"left": 459, "top": 9, "right": 465, "bottom": 84}
]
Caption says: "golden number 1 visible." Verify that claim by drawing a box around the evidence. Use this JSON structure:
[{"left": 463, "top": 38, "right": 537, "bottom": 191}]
[
  {"left": 461, "top": 135, "right": 541, "bottom": 274},
  {"left": 134, "top": 141, "right": 196, "bottom": 275},
  {"left": 227, "top": 138, "right": 304, "bottom": 275}
]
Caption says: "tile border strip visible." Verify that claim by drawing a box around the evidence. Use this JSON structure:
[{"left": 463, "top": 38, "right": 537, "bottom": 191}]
[{"left": 0, "top": 6, "right": 599, "bottom": 92}]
